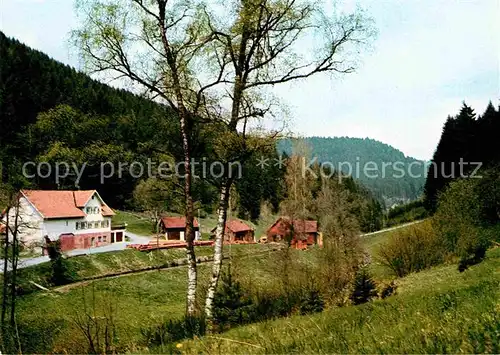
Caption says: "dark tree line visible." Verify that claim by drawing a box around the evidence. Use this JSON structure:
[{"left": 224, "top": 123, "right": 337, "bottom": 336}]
[
  {"left": 0, "top": 31, "right": 178, "bottom": 157},
  {"left": 424, "top": 101, "right": 500, "bottom": 211}
]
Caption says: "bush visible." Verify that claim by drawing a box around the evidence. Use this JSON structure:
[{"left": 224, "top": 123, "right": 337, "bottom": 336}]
[
  {"left": 350, "top": 267, "right": 377, "bottom": 305},
  {"left": 213, "top": 269, "right": 253, "bottom": 331},
  {"left": 45, "top": 239, "right": 77, "bottom": 286},
  {"left": 434, "top": 177, "right": 495, "bottom": 267},
  {"left": 298, "top": 288, "right": 324, "bottom": 314},
  {"left": 378, "top": 220, "right": 446, "bottom": 277},
  {"left": 379, "top": 281, "right": 397, "bottom": 299},
  {"left": 50, "top": 257, "right": 77, "bottom": 286},
  {"left": 208, "top": 263, "right": 326, "bottom": 333}
]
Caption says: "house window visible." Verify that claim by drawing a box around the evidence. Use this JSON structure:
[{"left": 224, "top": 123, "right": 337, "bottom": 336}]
[
  {"left": 103, "top": 236, "right": 107, "bottom": 242},
  {"left": 94, "top": 207, "right": 99, "bottom": 214},
  {"left": 76, "top": 222, "right": 80, "bottom": 230},
  {"left": 98, "top": 236, "right": 102, "bottom": 243},
  {"left": 82, "top": 222, "right": 87, "bottom": 229},
  {"left": 86, "top": 207, "right": 92, "bottom": 214},
  {"left": 91, "top": 237, "right": 95, "bottom": 246}
]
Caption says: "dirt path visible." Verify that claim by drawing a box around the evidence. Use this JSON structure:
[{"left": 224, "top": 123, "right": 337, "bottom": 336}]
[{"left": 361, "top": 219, "right": 426, "bottom": 237}]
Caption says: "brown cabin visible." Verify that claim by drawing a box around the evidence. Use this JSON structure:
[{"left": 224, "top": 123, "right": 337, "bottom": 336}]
[
  {"left": 211, "top": 219, "right": 255, "bottom": 243},
  {"left": 266, "top": 217, "right": 318, "bottom": 249},
  {"left": 159, "top": 216, "right": 200, "bottom": 241}
]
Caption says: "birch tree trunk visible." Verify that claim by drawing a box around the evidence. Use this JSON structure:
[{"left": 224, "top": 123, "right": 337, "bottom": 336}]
[
  {"left": 1, "top": 207, "right": 10, "bottom": 333},
  {"left": 204, "top": 180, "right": 230, "bottom": 328},
  {"left": 9, "top": 204, "right": 19, "bottom": 327},
  {"left": 179, "top": 108, "right": 197, "bottom": 316}
]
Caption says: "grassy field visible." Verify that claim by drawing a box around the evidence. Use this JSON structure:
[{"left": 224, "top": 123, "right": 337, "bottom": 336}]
[
  {"left": 16, "top": 243, "right": 279, "bottom": 293},
  {"left": 181, "top": 247, "right": 500, "bottom": 354},
  {"left": 12, "top": 243, "right": 283, "bottom": 353},
  {"left": 11, "top": 219, "right": 499, "bottom": 353},
  {"left": 112, "top": 210, "right": 154, "bottom": 235},
  {"left": 16, "top": 246, "right": 215, "bottom": 292}
]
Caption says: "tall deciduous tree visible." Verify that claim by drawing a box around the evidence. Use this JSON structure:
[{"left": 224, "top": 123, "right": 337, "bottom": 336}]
[
  {"left": 73, "top": 0, "right": 230, "bottom": 316},
  {"left": 204, "top": 0, "right": 375, "bottom": 326}
]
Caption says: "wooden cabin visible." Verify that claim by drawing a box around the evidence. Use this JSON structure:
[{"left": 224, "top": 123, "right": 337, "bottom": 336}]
[
  {"left": 266, "top": 217, "right": 318, "bottom": 249},
  {"left": 159, "top": 216, "right": 200, "bottom": 241},
  {"left": 211, "top": 219, "right": 255, "bottom": 243}
]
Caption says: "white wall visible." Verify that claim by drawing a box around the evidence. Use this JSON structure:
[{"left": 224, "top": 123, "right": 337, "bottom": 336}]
[{"left": 77, "top": 193, "right": 112, "bottom": 234}]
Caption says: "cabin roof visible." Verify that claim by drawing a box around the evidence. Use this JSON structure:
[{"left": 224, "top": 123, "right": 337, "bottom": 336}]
[
  {"left": 160, "top": 216, "right": 199, "bottom": 229},
  {"left": 267, "top": 217, "right": 318, "bottom": 234}
]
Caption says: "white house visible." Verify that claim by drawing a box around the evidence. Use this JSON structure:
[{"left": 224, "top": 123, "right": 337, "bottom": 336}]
[{"left": 3, "top": 190, "right": 126, "bottom": 252}]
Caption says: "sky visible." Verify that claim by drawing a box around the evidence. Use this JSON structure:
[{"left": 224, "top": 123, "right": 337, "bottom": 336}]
[{"left": 1, "top": 0, "right": 499, "bottom": 161}]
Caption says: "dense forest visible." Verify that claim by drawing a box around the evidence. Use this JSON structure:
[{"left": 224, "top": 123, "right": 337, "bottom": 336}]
[
  {"left": 278, "top": 137, "right": 426, "bottom": 205},
  {"left": 0, "top": 31, "right": 176, "bottom": 203},
  {"left": 424, "top": 102, "right": 500, "bottom": 211}
]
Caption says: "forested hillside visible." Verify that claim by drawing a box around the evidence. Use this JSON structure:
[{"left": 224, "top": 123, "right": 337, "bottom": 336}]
[
  {"left": 0, "top": 31, "right": 178, "bottom": 156},
  {"left": 278, "top": 137, "right": 426, "bottom": 205},
  {"left": 0, "top": 31, "right": 178, "bottom": 205}
]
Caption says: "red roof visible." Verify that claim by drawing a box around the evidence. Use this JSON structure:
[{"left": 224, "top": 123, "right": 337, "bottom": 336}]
[
  {"left": 267, "top": 217, "right": 318, "bottom": 234},
  {"left": 161, "top": 216, "right": 199, "bottom": 229},
  {"left": 73, "top": 191, "right": 95, "bottom": 207},
  {"left": 290, "top": 219, "right": 318, "bottom": 233},
  {"left": 226, "top": 219, "right": 253, "bottom": 233},
  {"left": 21, "top": 190, "right": 115, "bottom": 219}
]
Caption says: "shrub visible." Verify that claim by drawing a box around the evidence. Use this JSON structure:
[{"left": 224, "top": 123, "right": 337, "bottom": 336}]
[
  {"left": 213, "top": 269, "right": 253, "bottom": 331},
  {"left": 378, "top": 220, "right": 446, "bottom": 277},
  {"left": 350, "top": 267, "right": 377, "bottom": 305},
  {"left": 434, "top": 177, "right": 495, "bottom": 267},
  {"left": 379, "top": 281, "right": 397, "bottom": 299},
  {"left": 298, "top": 288, "right": 324, "bottom": 314},
  {"left": 210, "top": 264, "right": 325, "bottom": 332},
  {"left": 45, "top": 239, "right": 77, "bottom": 286},
  {"left": 386, "top": 199, "right": 429, "bottom": 227},
  {"left": 71, "top": 290, "right": 119, "bottom": 354}
]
